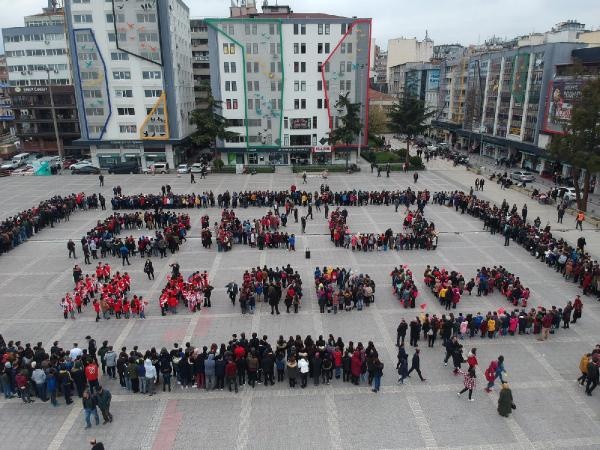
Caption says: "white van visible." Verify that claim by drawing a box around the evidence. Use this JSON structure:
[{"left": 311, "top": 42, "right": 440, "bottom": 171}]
[{"left": 1, "top": 152, "right": 30, "bottom": 170}]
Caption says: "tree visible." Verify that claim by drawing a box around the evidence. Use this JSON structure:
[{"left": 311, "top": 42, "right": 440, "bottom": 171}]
[
  {"left": 548, "top": 78, "right": 600, "bottom": 212},
  {"left": 368, "top": 105, "right": 388, "bottom": 136},
  {"left": 328, "top": 93, "right": 362, "bottom": 167},
  {"left": 388, "top": 95, "right": 435, "bottom": 166},
  {"left": 189, "top": 90, "right": 237, "bottom": 150}
]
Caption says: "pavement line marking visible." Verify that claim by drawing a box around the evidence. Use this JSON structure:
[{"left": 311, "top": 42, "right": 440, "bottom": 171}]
[
  {"left": 150, "top": 399, "right": 182, "bottom": 450},
  {"left": 234, "top": 390, "right": 254, "bottom": 450},
  {"left": 47, "top": 403, "right": 81, "bottom": 450},
  {"left": 406, "top": 394, "right": 437, "bottom": 448},
  {"left": 325, "top": 387, "right": 343, "bottom": 450},
  {"left": 46, "top": 321, "right": 73, "bottom": 350},
  {"left": 113, "top": 319, "right": 135, "bottom": 350},
  {"left": 139, "top": 396, "right": 166, "bottom": 449}
]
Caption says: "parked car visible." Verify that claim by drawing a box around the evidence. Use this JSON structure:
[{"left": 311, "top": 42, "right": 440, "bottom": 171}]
[
  {"left": 510, "top": 170, "right": 535, "bottom": 183},
  {"left": 107, "top": 161, "right": 140, "bottom": 174},
  {"left": 63, "top": 158, "right": 79, "bottom": 169},
  {"left": 72, "top": 165, "right": 101, "bottom": 175},
  {"left": 557, "top": 186, "right": 577, "bottom": 201},
  {"left": 69, "top": 160, "right": 93, "bottom": 171},
  {"left": 190, "top": 163, "right": 203, "bottom": 173},
  {"left": 144, "top": 162, "right": 169, "bottom": 174},
  {"left": 177, "top": 164, "right": 190, "bottom": 174},
  {"left": 426, "top": 144, "right": 439, "bottom": 151}
]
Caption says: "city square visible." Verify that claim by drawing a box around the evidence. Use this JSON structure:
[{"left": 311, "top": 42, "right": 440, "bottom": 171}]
[{"left": 0, "top": 158, "right": 599, "bottom": 449}]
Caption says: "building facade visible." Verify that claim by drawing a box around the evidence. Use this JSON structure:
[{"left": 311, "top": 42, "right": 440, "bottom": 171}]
[
  {"left": 389, "top": 61, "right": 440, "bottom": 115},
  {"left": 2, "top": 2, "right": 80, "bottom": 155},
  {"left": 65, "top": 0, "right": 195, "bottom": 170},
  {"left": 208, "top": 4, "right": 371, "bottom": 166},
  {"left": 0, "top": 55, "right": 13, "bottom": 136},
  {"left": 190, "top": 19, "right": 211, "bottom": 110},
  {"left": 432, "top": 42, "right": 588, "bottom": 176},
  {"left": 386, "top": 35, "right": 433, "bottom": 85}
]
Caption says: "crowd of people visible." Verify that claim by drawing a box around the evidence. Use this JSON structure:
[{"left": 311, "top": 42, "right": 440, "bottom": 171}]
[
  {"left": 108, "top": 187, "right": 433, "bottom": 212},
  {"left": 0, "top": 331, "right": 387, "bottom": 411},
  {"left": 433, "top": 190, "right": 599, "bottom": 299},
  {"left": 578, "top": 346, "right": 600, "bottom": 396},
  {"left": 158, "top": 263, "right": 213, "bottom": 314},
  {"left": 314, "top": 267, "right": 376, "bottom": 312},
  {"left": 391, "top": 266, "right": 420, "bottom": 308},
  {"left": 63, "top": 263, "right": 147, "bottom": 321},
  {"left": 237, "top": 265, "right": 303, "bottom": 314},
  {"left": 1, "top": 193, "right": 88, "bottom": 255}
]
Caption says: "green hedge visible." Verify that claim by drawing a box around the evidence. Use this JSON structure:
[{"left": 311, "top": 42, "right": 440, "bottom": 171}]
[
  {"left": 362, "top": 149, "right": 407, "bottom": 164},
  {"left": 292, "top": 164, "right": 357, "bottom": 173},
  {"left": 212, "top": 166, "right": 236, "bottom": 173},
  {"left": 247, "top": 165, "right": 276, "bottom": 173}
]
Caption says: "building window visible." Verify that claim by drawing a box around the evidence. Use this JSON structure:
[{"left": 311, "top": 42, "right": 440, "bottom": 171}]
[
  {"left": 269, "top": 43, "right": 280, "bottom": 55},
  {"left": 313, "top": 116, "right": 318, "bottom": 128},
  {"left": 346, "top": 43, "right": 352, "bottom": 53},
  {"left": 269, "top": 23, "right": 277, "bottom": 35},
  {"left": 294, "top": 81, "right": 299, "bottom": 91},
  {"left": 142, "top": 71, "right": 161, "bottom": 79},
  {"left": 224, "top": 62, "right": 230, "bottom": 73},
  {"left": 318, "top": 62, "right": 322, "bottom": 73},
  {"left": 144, "top": 89, "right": 162, "bottom": 97},
  {"left": 301, "top": 24, "right": 306, "bottom": 35},
  {"left": 223, "top": 43, "right": 235, "bottom": 54},
  {"left": 106, "top": 13, "right": 114, "bottom": 23},
  {"left": 318, "top": 43, "right": 323, "bottom": 54},
  {"left": 293, "top": 24, "right": 298, "bottom": 35},
  {"left": 115, "top": 89, "right": 133, "bottom": 98},
  {"left": 233, "top": 99, "right": 238, "bottom": 109},
  {"left": 325, "top": 43, "right": 330, "bottom": 53},
  {"left": 117, "top": 107, "right": 135, "bottom": 115},
  {"left": 83, "top": 89, "right": 101, "bottom": 99},
  {"left": 85, "top": 107, "right": 104, "bottom": 116},
  {"left": 226, "top": 99, "right": 232, "bottom": 109},
  {"left": 341, "top": 23, "right": 347, "bottom": 34},
  {"left": 284, "top": 134, "right": 289, "bottom": 146},
  {"left": 284, "top": 118, "right": 288, "bottom": 129},
  {"left": 325, "top": 24, "right": 330, "bottom": 35},
  {"left": 113, "top": 71, "right": 131, "bottom": 80},
  {"left": 248, "top": 99, "right": 253, "bottom": 110},
  {"left": 317, "top": 99, "right": 323, "bottom": 109},
  {"left": 119, "top": 124, "right": 137, "bottom": 133},
  {"left": 136, "top": 13, "right": 156, "bottom": 23},
  {"left": 318, "top": 24, "right": 323, "bottom": 35},
  {"left": 110, "top": 52, "right": 129, "bottom": 61},
  {"left": 300, "top": 62, "right": 306, "bottom": 73},
  {"left": 230, "top": 62, "right": 236, "bottom": 73},
  {"left": 73, "top": 14, "right": 93, "bottom": 23}
]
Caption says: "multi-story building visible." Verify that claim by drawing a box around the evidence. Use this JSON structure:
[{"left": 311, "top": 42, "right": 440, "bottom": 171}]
[
  {"left": 2, "top": 1, "right": 80, "bottom": 155},
  {"left": 433, "top": 42, "right": 589, "bottom": 175},
  {"left": 388, "top": 61, "right": 441, "bottom": 114},
  {"left": 386, "top": 34, "right": 433, "bottom": 85},
  {"left": 0, "top": 55, "right": 13, "bottom": 136},
  {"left": 371, "top": 45, "right": 388, "bottom": 93},
  {"left": 65, "top": 0, "right": 195, "bottom": 170},
  {"left": 190, "top": 18, "right": 210, "bottom": 110},
  {"left": 208, "top": 2, "right": 371, "bottom": 166}
]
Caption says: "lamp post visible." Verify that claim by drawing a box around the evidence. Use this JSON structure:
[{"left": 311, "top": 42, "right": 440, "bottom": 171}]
[{"left": 45, "top": 67, "right": 63, "bottom": 171}]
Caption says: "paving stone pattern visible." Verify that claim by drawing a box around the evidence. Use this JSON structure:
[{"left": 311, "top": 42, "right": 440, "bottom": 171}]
[{"left": 0, "top": 167, "right": 598, "bottom": 450}]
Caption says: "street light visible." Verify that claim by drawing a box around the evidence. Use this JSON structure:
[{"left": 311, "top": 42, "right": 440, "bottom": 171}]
[{"left": 45, "top": 66, "right": 63, "bottom": 171}]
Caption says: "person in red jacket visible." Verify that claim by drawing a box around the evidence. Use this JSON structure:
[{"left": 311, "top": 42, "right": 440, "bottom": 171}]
[
  {"left": 15, "top": 370, "right": 34, "bottom": 403},
  {"left": 85, "top": 360, "right": 100, "bottom": 394},
  {"left": 225, "top": 359, "right": 238, "bottom": 393},
  {"left": 333, "top": 347, "right": 343, "bottom": 379},
  {"left": 93, "top": 299, "right": 101, "bottom": 322},
  {"left": 539, "top": 310, "right": 554, "bottom": 341}
]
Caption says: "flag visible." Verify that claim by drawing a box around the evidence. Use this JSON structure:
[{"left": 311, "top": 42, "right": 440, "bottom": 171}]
[{"left": 420, "top": 303, "right": 427, "bottom": 309}]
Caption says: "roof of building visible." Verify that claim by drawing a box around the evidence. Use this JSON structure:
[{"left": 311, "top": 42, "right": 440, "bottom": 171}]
[
  {"left": 369, "top": 88, "right": 396, "bottom": 102},
  {"left": 237, "top": 12, "right": 347, "bottom": 19}
]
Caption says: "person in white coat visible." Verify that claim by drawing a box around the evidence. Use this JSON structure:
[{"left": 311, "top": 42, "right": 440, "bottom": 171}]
[
  {"left": 298, "top": 355, "right": 309, "bottom": 388},
  {"left": 144, "top": 359, "right": 157, "bottom": 396}
]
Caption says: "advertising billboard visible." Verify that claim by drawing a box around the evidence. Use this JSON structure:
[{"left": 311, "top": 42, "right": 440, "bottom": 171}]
[{"left": 542, "top": 77, "right": 585, "bottom": 134}]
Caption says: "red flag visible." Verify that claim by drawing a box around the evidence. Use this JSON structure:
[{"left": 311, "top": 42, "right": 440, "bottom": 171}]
[
  {"left": 497, "top": 307, "right": 505, "bottom": 315},
  {"left": 420, "top": 303, "right": 427, "bottom": 309}
]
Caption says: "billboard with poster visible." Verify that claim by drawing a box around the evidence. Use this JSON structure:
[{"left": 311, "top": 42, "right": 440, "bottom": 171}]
[{"left": 543, "top": 77, "right": 585, "bottom": 134}]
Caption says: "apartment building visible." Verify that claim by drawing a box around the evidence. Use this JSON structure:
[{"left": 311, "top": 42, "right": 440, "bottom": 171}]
[
  {"left": 65, "top": 0, "right": 194, "bottom": 170},
  {"left": 190, "top": 18, "right": 211, "bottom": 110},
  {"left": 208, "top": 3, "right": 371, "bottom": 166},
  {"left": 1, "top": 2, "right": 79, "bottom": 154}
]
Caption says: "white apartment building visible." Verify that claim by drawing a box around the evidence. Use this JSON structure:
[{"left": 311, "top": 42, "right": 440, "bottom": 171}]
[
  {"left": 208, "top": 3, "right": 371, "bottom": 166},
  {"left": 2, "top": 2, "right": 80, "bottom": 154},
  {"left": 65, "top": 0, "right": 194, "bottom": 170},
  {"left": 386, "top": 34, "right": 433, "bottom": 85}
]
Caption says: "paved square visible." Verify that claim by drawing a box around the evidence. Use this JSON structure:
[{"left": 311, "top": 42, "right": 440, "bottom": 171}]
[{"left": 0, "top": 164, "right": 598, "bottom": 450}]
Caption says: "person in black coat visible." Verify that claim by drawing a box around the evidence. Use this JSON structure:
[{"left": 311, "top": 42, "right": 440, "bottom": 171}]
[
  {"left": 407, "top": 348, "right": 426, "bottom": 381},
  {"left": 409, "top": 318, "right": 421, "bottom": 347},
  {"left": 261, "top": 352, "right": 275, "bottom": 386},
  {"left": 396, "top": 319, "right": 408, "bottom": 346},
  {"left": 312, "top": 352, "right": 323, "bottom": 386},
  {"left": 214, "top": 357, "right": 225, "bottom": 390}
]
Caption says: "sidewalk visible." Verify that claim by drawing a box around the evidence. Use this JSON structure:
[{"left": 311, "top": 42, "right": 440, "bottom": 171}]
[{"left": 425, "top": 156, "right": 600, "bottom": 260}]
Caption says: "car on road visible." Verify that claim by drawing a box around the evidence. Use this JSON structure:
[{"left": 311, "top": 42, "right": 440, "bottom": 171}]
[
  {"left": 426, "top": 144, "right": 439, "bottom": 151},
  {"left": 510, "top": 170, "right": 536, "bottom": 183},
  {"left": 72, "top": 165, "right": 101, "bottom": 175},
  {"left": 143, "top": 162, "right": 170, "bottom": 174},
  {"left": 107, "top": 161, "right": 140, "bottom": 174},
  {"left": 69, "top": 160, "right": 93, "bottom": 171},
  {"left": 190, "top": 163, "right": 203, "bottom": 173},
  {"left": 176, "top": 164, "right": 190, "bottom": 174}
]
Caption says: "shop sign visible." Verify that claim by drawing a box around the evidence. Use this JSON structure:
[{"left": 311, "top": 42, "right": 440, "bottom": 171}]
[{"left": 312, "top": 146, "right": 331, "bottom": 153}]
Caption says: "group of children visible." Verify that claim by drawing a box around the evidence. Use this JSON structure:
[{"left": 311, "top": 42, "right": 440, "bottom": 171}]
[
  {"left": 314, "top": 267, "right": 376, "bottom": 312},
  {"left": 158, "top": 266, "right": 213, "bottom": 315},
  {"left": 390, "top": 266, "right": 420, "bottom": 308}
]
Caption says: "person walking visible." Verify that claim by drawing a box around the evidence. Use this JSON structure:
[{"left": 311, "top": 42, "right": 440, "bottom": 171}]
[
  {"left": 96, "top": 385, "right": 113, "bottom": 424},
  {"left": 578, "top": 353, "right": 590, "bottom": 385},
  {"left": 104, "top": 347, "right": 117, "bottom": 379},
  {"left": 302, "top": 171, "right": 307, "bottom": 184},
  {"left": 585, "top": 356, "right": 599, "bottom": 396},
  {"left": 99, "top": 174, "right": 104, "bottom": 187},
  {"left": 407, "top": 348, "right": 426, "bottom": 381},
  {"left": 144, "top": 260, "right": 154, "bottom": 280},
  {"left": 226, "top": 281, "right": 239, "bottom": 306},
  {"left": 190, "top": 173, "right": 196, "bottom": 184},
  {"left": 67, "top": 239, "right": 77, "bottom": 259},
  {"left": 396, "top": 345, "right": 408, "bottom": 384},
  {"left": 396, "top": 319, "right": 407, "bottom": 346},
  {"left": 85, "top": 360, "right": 100, "bottom": 394},
  {"left": 457, "top": 366, "right": 476, "bottom": 401},
  {"left": 576, "top": 211, "right": 585, "bottom": 231},
  {"left": 497, "top": 383, "right": 514, "bottom": 417},
  {"left": 82, "top": 389, "right": 100, "bottom": 429},
  {"left": 413, "top": 172, "right": 418, "bottom": 183},
  {"left": 119, "top": 244, "right": 130, "bottom": 266}
]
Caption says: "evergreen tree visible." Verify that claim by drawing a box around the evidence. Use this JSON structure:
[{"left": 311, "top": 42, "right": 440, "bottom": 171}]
[{"left": 389, "top": 96, "right": 435, "bottom": 166}]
